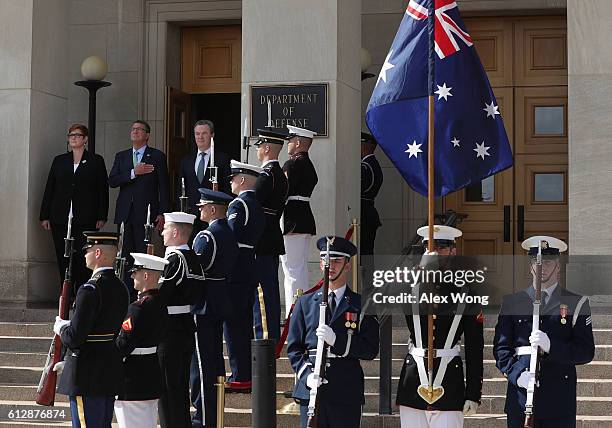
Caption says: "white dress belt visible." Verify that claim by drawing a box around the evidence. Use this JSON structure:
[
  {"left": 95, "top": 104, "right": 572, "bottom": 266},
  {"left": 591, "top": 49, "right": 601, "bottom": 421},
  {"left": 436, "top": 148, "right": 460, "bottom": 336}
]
[
  {"left": 409, "top": 343, "right": 461, "bottom": 358},
  {"left": 515, "top": 346, "right": 533, "bottom": 356},
  {"left": 238, "top": 243, "right": 254, "bottom": 249},
  {"left": 167, "top": 305, "right": 191, "bottom": 315},
  {"left": 130, "top": 346, "right": 157, "bottom": 355},
  {"left": 287, "top": 195, "right": 310, "bottom": 202}
]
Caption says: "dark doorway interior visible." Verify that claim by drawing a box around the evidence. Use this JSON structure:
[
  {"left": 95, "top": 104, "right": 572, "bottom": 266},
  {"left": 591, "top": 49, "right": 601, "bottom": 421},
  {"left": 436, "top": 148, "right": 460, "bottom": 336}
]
[{"left": 190, "top": 93, "right": 242, "bottom": 162}]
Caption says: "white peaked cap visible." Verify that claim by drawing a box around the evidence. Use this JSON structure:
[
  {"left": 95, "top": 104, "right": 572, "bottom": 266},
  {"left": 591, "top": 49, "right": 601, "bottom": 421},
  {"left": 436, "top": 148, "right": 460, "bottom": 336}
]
[
  {"left": 164, "top": 211, "right": 196, "bottom": 224},
  {"left": 131, "top": 253, "right": 169, "bottom": 271},
  {"left": 417, "top": 225, "right": 462, "bottom": 242},
  {"left": 230, "top": 159, "right": 263, "bottom": 175},
  {"left": 287, "top": 125, "right": 316, "bottom": 139},
  {"left": 521, "top": 235, "right": 568, "bottom": 253}
]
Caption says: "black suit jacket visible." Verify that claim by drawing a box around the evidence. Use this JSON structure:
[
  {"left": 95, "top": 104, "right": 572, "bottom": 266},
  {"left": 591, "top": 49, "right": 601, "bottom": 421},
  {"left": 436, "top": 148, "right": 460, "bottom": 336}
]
[
  {"left": 108, "top": 146, "right": 170, "bottom": 224},
  {"left": 39, "top": 150, "right": 109, "bottom": 225},
  {"left": 178, "top": 150, "right": 231, "bottom": 215}
]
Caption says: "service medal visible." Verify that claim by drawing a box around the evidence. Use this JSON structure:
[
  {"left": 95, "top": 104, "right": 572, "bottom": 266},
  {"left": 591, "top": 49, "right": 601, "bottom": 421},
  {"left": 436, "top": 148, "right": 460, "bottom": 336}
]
[{"left": 560, "top": 304, "right": 568, "bottom": 324}]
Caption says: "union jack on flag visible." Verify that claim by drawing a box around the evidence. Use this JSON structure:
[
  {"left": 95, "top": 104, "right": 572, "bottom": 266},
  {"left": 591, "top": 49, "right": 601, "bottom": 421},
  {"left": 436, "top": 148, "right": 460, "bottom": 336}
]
[{"left": 366, "top": 0, "right": 513, "bottom": 197}]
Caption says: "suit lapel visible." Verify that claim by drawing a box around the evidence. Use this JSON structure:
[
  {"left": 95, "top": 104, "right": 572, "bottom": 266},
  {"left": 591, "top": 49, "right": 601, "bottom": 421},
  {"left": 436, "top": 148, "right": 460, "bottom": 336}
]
[{"left": 331, "top": 287, "right": 358, "bottom": 324}]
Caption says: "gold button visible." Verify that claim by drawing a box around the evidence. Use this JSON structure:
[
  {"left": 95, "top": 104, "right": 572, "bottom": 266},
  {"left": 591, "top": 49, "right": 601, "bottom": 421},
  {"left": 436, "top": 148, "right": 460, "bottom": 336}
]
[
  {"left": 433, "top": 315, "right": 437, "bottom": 320},
  {"left": 432, "top": 325, "right": 436, "bottom": 330}
]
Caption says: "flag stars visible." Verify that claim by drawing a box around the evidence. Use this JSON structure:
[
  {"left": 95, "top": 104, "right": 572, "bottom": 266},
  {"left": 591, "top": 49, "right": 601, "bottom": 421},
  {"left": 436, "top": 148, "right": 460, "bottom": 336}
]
[
  {"left": 483, "top": 101, "right": 500, "bottom": 119},
  {"left": 451, "top": 137, "right": 460, "bottom": 148},
  {"left": 405, "top": 140, "right": 423, "bottom": 158},
  {"left": 474, "top": 141, "right": 491, "bottom": 160},
  {"left": 435, "top": 83, "right": 453, "bottom": 101},
  {"left": 376, "top": 50, "right": 395, "bottom": 87}
]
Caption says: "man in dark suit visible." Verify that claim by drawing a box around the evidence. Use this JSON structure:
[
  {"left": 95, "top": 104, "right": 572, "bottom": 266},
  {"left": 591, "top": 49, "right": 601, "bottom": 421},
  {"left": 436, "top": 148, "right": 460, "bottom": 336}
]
[
  {"left": 494, "top": 236, "right": 594, "bottom": 428},
  {"left": 253, "top": 128, "right": 289, "bottom": 342},
  {"left": 287, "top": 236, "right": 379, "bottom": 428},
  {"left": 109, "top": 120, "right": 170, "bottom": 290},
  {"left": 178, "top": 119, "right": 231, "bottom": 240}
]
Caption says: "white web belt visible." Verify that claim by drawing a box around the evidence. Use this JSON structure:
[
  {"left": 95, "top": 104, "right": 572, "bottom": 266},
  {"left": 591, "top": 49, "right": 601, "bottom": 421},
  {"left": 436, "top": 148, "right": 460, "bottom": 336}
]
[{"left": 130, "top": 346, "right": 157, "bottom": 355}]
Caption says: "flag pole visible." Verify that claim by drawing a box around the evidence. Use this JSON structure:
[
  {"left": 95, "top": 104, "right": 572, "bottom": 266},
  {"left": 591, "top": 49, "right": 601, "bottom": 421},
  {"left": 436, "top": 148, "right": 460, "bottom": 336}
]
[{"left": 426, "top": 0, "right": 435, "bottom": 398}]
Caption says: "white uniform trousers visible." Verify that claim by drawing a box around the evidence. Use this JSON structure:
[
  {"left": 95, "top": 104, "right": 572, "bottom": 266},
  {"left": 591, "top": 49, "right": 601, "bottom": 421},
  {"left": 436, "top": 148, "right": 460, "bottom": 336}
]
[
  {"left": 400, "top": 405, "right": 463, "bottom": 428},
  {"left": 114, "top": 399, "right": 158, "bottom": 428},
  {"left": 280, "top": 234, "right": 311, "bottom": 317}
]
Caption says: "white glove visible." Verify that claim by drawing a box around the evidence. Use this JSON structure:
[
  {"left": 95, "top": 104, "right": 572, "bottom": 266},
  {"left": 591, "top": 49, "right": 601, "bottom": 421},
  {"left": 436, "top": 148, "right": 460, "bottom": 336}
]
[
  {"left": 306, "top": 373, "right": 327, "bottom": 389},
  {"left": 52, "top": 361, "right": 65, "bottom": 373},
  {"left": 316, "top": 325, "right": 336, "bottom": 346},
  {"left": 463, "top": 399, "right": 478, "bottom": 416},
  {"left": 529, "top": 329, "right": 551, "bottom": 353},
  {"left": 517, "top": 371, "right": 535, "bottom": 389},
  {"left": 53, "top": 316, "right": 70, "bottom": 336}
]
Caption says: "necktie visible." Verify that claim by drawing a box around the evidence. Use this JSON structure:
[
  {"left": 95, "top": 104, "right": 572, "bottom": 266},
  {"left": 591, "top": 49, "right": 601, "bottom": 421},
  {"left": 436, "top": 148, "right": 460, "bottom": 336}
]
[
  {"left": 197, "top": 152, "right": 206, "bottom": 183},
  {"left": 133, "top": 150, "right": 139, "bottom": 167},
  {"left": 329, "top": 291, "right": 337, "bottom": 315},
  {"left": 542, "top": 292, "right": 549, "bottom": 308}
]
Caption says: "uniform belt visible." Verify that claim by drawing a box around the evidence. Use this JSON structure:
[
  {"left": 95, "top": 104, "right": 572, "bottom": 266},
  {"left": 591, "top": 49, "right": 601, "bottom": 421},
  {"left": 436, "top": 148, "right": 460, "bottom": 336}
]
[
  {"left": 167, "top": 305, "right": 191, "bottom": 315},
  {"left": 85, "top": 333, "right": 115, "bottom": 342},
  {"left": 130, "top": 346, "right": 157, "bottom": 355},
  {"left": 238, "top": 243, "right": 254, "bottom": 249},
  {"left": 408, "top": 343, "right": 460, "bottom": 358},
  {"left": 308, "top": 349, "right": 344, "bottom": 359},
  {"left": 286, "top": 196, "right": 310, "bottom": 202},
  {"left": 515, "top": 346, "right": 533, "bottom": 356}
]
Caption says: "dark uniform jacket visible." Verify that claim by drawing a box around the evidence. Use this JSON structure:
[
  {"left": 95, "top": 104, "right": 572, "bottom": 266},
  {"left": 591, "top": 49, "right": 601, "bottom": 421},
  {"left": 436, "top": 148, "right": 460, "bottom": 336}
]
[
  {"left": 108, "top": 146, "right": 170, "bottom": 225},
  {"left": 116, "top": 288, "right": 166, "bottom": 401},
  {"left": 493, "top": 285, "right": 595, "bottom": 419},
  {"left": 159, "top": 247, "right": 206, "bottom": 339},
  {"left": 360, "top": 154, "right": 383, "bottom": 229},
  {"left": 39, "top": 150, "right": 109, "bottom": 226},
  {"left": 227, "top": 191, "right": 264, "bottom": 285},
  {"left": 58, "top": 268, "right": 130, "bottom": 396},
  {"left": 282, "top": 152, "right": 317, "bottom": 235},
  {"left": 255, "top": 160, "right": 288, "bottom": 256},
  {"left": 396, "top": 282, "right": 484, "bottom": 410},
  {"left": 287, "top": 286, "right": 379, "bottom": 404},
  {"left": 192, "top": 218, "right": 240, "bottom": 318},
  {"left": 178, "top": 150, "right": 231, "bottom": 215}
]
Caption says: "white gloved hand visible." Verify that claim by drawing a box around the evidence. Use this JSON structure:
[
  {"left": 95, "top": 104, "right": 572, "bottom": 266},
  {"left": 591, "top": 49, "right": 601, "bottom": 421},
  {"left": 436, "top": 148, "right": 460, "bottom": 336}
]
[
  {"left": 517, "top": 371, "right": 534, "bottom": 389},
  {"left": 52, "top": 361, "right": 65, "bottom": 373},
  {"left": 529, "top": 329, "right": 551, "bottom": 353},
  {"left": 306, "top": 373, "right": 327, "bottom": 389},
  {"left": 53, "top": 316, "right": 70, "bottom": 336},
  {"left": 463, "top": 399, "right": 478, "bottom": 416},
  {"left": 316, "top": 325, "right": 336, "bottom": 346}
]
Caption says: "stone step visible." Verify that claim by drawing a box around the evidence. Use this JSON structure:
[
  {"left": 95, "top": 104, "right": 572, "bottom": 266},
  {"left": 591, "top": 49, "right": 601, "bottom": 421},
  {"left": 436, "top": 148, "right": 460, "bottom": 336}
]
[
  {"left": 0, "top": 325, "right": 51, "bottom": 338},
  {"left": 0, "top": 338, "right": 51, "bottom": 354}
]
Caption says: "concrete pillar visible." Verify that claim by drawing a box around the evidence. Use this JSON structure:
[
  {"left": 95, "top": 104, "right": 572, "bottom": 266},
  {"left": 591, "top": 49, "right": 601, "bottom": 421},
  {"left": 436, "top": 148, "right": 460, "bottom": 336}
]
[
  {"left": 568, "top": 0, "right": 612, "bottom": 255},
  {"left": 0, "top": 0, "right": 69, "bottom": 303},
  {"left": 242, "top": 0, "right": 362, "bottom": 279}
]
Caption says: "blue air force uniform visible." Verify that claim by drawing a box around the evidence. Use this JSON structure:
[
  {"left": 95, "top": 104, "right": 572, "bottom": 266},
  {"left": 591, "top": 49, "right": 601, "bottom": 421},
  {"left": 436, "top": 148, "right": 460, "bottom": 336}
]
[
  {"left": 190, "top": 189, "right": 240, "bottom": 427},
  {"left": 253, "top": 129, "right": 289, "bottom": 341},
  {"left": 224, "top": 161, "right": 265, "bottom": 385},
  {"left": 158, "top": 212, "right": 206, "bottom": 428},
  {"left": 493, "top": 236, "right": 595, "bottom": 428},
  {"left": 56, "top": 232, "right": 130, "bottom": 428},
  {"left": 360, "top": 133, "right": 383, "bottom": 256},
  {"left": 287, "top": 237, "right": 379, "bottom": 428}
]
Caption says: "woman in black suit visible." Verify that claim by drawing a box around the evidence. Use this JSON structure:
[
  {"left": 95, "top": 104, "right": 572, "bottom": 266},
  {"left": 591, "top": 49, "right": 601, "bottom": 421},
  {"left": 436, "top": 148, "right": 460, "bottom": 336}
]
[{"left": 40, "top": 124, "right": 109, "bottom": 295}]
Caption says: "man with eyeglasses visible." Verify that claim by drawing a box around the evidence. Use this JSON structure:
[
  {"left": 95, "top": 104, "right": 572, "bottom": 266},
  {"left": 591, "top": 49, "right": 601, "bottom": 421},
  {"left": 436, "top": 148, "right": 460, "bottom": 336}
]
[
  {"left": 109, "top": 120, "right": 170, "bottom": 297},
  {"left": 493, "top": 236, "right": 595, "bottom": 428}
]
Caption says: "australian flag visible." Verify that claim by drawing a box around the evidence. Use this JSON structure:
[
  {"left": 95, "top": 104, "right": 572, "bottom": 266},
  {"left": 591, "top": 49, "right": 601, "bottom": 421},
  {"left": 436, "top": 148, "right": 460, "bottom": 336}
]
[{"left": 366, "top": 0, "right": 513, "bottom": 197}]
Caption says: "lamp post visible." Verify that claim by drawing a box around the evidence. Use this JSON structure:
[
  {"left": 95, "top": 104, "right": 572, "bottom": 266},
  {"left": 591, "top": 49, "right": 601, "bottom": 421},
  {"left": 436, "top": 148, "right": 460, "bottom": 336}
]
[{"left": 74, "top": 56, "right": 111, "bottom": 155}]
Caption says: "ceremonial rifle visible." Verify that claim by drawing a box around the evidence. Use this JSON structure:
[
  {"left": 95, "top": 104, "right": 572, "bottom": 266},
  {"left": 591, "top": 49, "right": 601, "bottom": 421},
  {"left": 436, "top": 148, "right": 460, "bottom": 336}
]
[
  {"left": 524, "top": 241, "right": 543, "bottom": 427},
  {"left": 243, "top": 118, "right": 250, "bottom": 163},
  {"left": 36, "top": 204, "right": 74, "bottom": 405},
  {"left": 144, "top": 204, "right": 155, "bottom": 255},
  {"left": 306, "top": 237, "right": 332, "bottom": 427},
  {"left": 115, "top": 222, "right": 127, "bottom": 280},
  {"left": 209, "top": 137, "right": 219, "bottom": 191},
  {"left": 179, "top": 177, "right": 188, "bottom": 213}
]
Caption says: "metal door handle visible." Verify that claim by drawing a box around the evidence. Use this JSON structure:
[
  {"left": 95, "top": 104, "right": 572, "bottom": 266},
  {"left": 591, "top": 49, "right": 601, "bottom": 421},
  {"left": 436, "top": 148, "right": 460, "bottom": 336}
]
[
  {"left": 504, "top": 205, "right": 510, "bottom": 242},
  {"left": 517, "top": 205, "right": 525, "bottom": 242}
]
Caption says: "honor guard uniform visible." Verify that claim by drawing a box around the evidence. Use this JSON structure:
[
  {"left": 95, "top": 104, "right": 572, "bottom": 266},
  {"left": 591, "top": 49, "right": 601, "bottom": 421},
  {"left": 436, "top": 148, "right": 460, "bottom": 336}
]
[
  {"left": 55, "top": 231, "right": 130, "bottom": 428},
  {"left": 190, "top": 188, "right": 240, "bottom": 427},
  {"left": 360, "top": 132, "right": 383, "bottom": 256},
  {"left": 158, "top": 212, "right": 206, "bottom": 428},
  {"left": 281, "top": 125, "right": 318, "bottom": 317},
  {"left": 287, "top": 236, "right": 379, "bottom": 428},
  {"left": 224, "top": 160, "right": 265, "bottom": 391},
  {"left": 114, "top": 253, "right": 168, "bottom": 428},
  {"left": 396, "top": 226, "right": 484, "bottom": 428},
  {"left": 493, "top": 236, "right": 595, "bottom": 428},
  {"left": 253, "top": 128, "right": 289, "bottom": 341}
]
